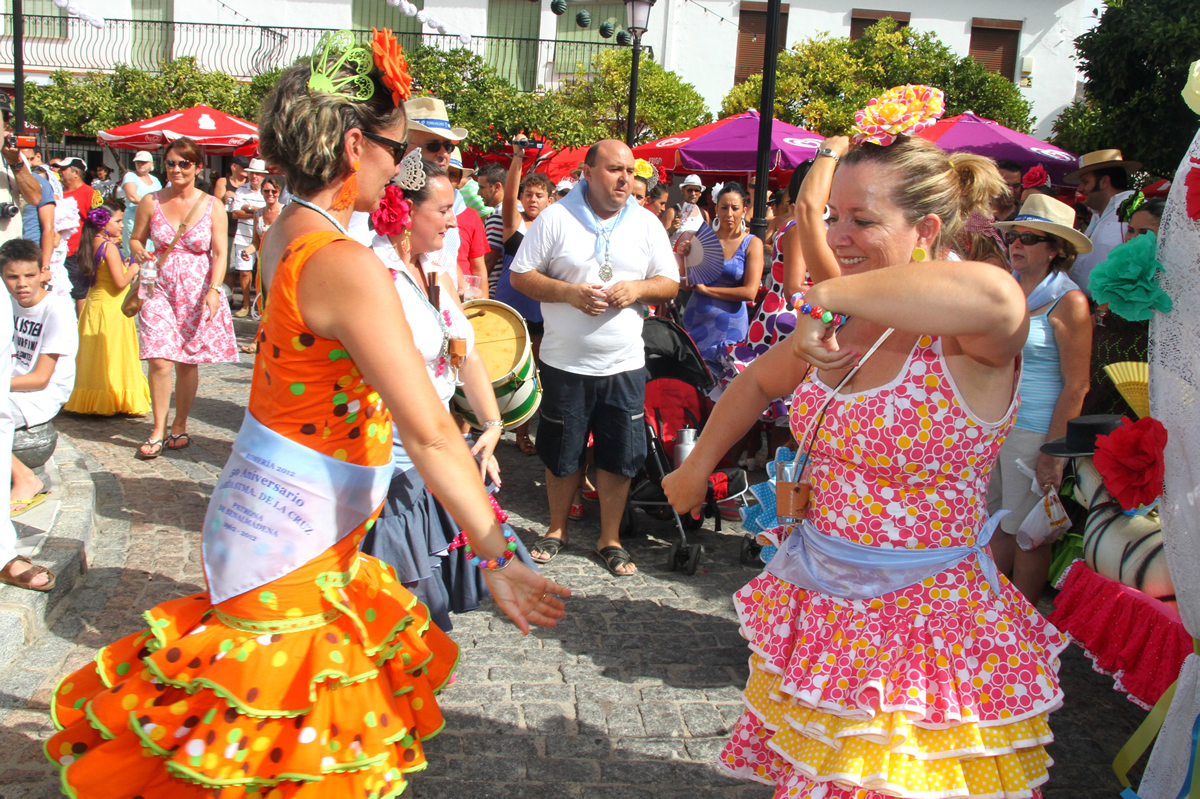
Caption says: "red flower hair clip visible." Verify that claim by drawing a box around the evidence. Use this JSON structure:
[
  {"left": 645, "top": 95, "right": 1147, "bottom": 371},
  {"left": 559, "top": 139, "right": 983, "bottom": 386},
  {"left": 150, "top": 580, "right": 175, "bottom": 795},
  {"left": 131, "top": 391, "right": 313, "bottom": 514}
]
[
  {"left": 1022, "top": 164, "right": 1050, "bottom": 190},
  {"left": 371, "top": 183, "right": 411, "bottom": 236}
]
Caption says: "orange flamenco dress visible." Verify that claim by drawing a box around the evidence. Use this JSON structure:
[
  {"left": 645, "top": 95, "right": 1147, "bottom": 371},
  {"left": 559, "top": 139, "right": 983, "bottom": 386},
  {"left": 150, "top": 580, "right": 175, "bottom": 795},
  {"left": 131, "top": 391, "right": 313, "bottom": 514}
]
[{"left": 46, "top": 231, "right": 459, "bottom": 798}]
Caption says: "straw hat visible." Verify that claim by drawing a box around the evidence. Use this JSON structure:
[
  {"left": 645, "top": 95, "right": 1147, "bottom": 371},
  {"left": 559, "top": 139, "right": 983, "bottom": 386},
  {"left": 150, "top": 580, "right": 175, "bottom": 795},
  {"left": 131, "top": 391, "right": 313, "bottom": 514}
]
[
  {"left": 447, "top": 147, "right": 474, "bottom": 177},
  {"left": 994, "top": 193, "right": 1094, "bottom": 254},
  {"left": 1063, "top": 149, "right": 1142, "bottom": 185},
  {"left": 404, "top": 97, "right": 467, "bottom": 141}
]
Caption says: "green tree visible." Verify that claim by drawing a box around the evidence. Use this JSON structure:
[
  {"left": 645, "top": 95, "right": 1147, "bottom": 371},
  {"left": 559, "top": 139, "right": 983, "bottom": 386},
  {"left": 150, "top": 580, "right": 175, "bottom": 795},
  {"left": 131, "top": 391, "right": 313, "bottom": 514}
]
[
  {"left": 1052, "top": 0, "right": 1200, "bottom": 176},
  {"left": 557, "top": 49, "right": 712, "bottom": 145},
  {"left": 721, "top": 20, "right": 1033, "bottom": 135}
]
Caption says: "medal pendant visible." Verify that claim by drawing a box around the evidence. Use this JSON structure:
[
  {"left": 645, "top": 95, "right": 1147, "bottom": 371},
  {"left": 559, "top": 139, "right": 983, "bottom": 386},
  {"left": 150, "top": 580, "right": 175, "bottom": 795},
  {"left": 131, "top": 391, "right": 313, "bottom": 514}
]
[{"left": 599, "top": 262, "right": 613, "bottom": 282}]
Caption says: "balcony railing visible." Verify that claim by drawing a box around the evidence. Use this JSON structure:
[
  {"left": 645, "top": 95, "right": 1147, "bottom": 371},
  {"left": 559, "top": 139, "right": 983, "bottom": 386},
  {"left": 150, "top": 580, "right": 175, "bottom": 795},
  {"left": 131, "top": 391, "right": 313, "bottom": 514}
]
[{"left": 0, "top": 15, "right": 626, "bottom": 91}]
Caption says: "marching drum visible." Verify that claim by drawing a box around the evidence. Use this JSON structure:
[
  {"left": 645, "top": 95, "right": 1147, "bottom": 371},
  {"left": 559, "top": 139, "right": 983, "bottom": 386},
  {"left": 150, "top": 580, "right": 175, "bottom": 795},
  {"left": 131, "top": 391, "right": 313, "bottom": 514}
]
[{"left": 452, "top": 299, "right": 541, "bottom": 430}]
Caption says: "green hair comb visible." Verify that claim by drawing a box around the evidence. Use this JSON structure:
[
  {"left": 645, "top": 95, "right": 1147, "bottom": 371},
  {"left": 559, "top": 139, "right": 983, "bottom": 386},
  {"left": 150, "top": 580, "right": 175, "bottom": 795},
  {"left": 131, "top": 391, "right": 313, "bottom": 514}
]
[{"left": 308, "top": 30, "right": 375, "bottom": 102}]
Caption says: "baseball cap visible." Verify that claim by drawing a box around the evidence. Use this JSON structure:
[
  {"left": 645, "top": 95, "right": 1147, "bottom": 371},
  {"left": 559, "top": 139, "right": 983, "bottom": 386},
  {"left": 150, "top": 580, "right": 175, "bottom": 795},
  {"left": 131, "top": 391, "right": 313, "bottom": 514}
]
[
  {"left": 58, "top": 156, "right": 87, "bottom": 172},
  {"left": 132, "top": 150, "right": 154, "bottom": 163},
  {"left": 232, "top": 155, "right": 250, "bottom": 167}
]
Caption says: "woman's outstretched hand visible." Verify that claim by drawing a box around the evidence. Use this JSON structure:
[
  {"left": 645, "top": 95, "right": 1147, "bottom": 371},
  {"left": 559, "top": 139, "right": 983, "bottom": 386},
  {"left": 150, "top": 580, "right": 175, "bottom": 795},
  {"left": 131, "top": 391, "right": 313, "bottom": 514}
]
[
  {"left": 483, "top": 560, "right": 571, "bottom": 634},
  {"left": 790, "top": 314, "right": 858, "bottom": 370}
]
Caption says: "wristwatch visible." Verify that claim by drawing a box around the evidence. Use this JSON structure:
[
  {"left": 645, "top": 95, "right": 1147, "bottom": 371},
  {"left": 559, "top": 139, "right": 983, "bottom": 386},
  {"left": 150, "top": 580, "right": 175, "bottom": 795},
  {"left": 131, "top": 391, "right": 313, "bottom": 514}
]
[{"left": 815, "top": 147, "right": 840, "bottom": 163}]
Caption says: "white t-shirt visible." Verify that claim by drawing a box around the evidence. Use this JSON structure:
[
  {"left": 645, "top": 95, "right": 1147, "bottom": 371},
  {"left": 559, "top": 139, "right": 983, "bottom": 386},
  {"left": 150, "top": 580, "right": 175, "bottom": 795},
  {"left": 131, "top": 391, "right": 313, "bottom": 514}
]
[
  {"left": 510, "top": 198, "right": 678, "bottom": 376},
  {"left": 233, "top": 184, "right": 266, "bottom": 245},
  {"left": 10, "top": 292, "right": 78, "bottom": 427}
]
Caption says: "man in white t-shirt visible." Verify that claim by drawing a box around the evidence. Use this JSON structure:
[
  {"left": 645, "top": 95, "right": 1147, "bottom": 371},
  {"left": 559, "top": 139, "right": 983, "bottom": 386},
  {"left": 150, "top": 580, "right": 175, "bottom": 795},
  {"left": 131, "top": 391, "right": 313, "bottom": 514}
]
[
  {"left": 510, "top": 140, "right": 679, "bottom": 576},
  {"left": 2, "top": 238, "right": 77, "bottom": 514},
  {"left": 231, "top": 160, "right": 268, "bottom": 316}
]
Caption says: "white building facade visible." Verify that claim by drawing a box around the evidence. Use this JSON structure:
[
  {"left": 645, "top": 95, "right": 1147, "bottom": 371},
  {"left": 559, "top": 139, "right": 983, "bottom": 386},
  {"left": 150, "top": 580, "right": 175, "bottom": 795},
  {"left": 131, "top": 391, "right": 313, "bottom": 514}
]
[{"left": 1, "top": 0, "right": 1097, "bottom": 137}]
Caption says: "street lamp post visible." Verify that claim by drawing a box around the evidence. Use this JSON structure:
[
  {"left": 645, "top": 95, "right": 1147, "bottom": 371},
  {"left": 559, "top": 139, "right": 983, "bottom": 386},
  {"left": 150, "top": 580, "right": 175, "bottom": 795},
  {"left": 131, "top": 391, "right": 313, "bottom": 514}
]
[
  {"left": 623, "top": 0, "right": 655, "bottom": 147},
  {"left": 748, "top": 0, "right": 782, "bottom": 243},
  {"left": 13, "top": 0, "right": 25, "bottom": 134}
]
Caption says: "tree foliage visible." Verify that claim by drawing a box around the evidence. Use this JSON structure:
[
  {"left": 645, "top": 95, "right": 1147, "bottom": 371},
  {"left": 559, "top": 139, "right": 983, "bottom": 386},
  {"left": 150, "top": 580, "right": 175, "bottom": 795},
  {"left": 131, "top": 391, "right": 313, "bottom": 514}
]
[
  {"left": 1051, "top": 0, "right": 1200, "bottom": 176},
  {"left": 557, "top": 49, "right": 712, "bottom": 145},
  {"left": 25, "top": 57, "right": 267, "bottom": 140},
  {"left": 721, "top": 20, "right": 1034, "bottom": 135}
]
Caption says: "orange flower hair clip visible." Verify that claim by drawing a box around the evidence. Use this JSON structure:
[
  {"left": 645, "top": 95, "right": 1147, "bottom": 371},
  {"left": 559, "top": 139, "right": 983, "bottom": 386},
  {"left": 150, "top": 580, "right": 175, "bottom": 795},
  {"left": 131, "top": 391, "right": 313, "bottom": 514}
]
[{"left": 371, "top": 28, "right": 413, "bottom": 107}]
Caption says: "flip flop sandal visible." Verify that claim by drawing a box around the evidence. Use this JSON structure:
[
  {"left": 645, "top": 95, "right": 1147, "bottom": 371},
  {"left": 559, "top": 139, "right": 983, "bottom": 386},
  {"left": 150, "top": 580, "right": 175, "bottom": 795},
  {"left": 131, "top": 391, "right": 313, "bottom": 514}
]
[
  {"left": 529, "top": 535, "right": 566, "bottom": 564},
  {"left": 568, "top": 503, "right": 585, "bottom": 521},
  {"left": 582, "top": 488, "right": 599, "bottom": 502},
  {"left": 10, "top": 493, "right": 48, "bottom": 517},
  {"left": 166, "top": 433, "right": 192, "bottom": 450},
  {"left": 595, "top": 546, "right": 637, "bottom": 577},
  {"left": 516, "top": 433, "right": 537, "bottom": 456},
  {"left": 239, "top": 343, "right": 258, "bottom": 354},
  {"left": 136, "top": 438, "right": 163, "bottom": 460},
  {"left": 0, "top": 555, "right": 56, "bottom": 592}
]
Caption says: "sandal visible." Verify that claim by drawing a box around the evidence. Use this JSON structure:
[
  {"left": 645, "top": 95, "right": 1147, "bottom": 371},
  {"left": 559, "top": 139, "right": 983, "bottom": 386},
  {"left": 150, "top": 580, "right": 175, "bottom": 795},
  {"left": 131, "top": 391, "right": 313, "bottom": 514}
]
[
  {"left": 595, "top": 545, "right": 637, "bottom": 577},
  {"left": 136, "top": 438, "right": 163, "bottom": 460},
  {"left": 529, "top": 535, "right": 566, "bottom": 564},
  {"left": 0, "top": 555, "right": 56, "bottom": 592},
  {"left": 582, "top": 488, "right": 599, "bottom": 502},
  {"left": 516, "top": 432, "right": 537, "bottom": 456},
  {"left": 166, "top": 433, "right": 191, "bottom": 450},
  {"left": 11, "top": 493, "right": 48, "bottom": 517},
  {"left": 568, "top": 503, "right": 585, "bottom": 521},
  {"left": 239, "top": 343, "right": 258, "bottom": 354}
]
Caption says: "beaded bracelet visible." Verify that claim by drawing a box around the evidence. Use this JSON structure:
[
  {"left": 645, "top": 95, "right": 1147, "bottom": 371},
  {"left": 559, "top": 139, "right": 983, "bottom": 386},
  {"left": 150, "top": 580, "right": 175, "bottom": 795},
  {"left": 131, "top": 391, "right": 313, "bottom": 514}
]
[
  {"left": 464, "top": 524, "right": 520, "bottom": 571},
  {"left": 789, "top": 292, "right": 843, "bottom": 326}
]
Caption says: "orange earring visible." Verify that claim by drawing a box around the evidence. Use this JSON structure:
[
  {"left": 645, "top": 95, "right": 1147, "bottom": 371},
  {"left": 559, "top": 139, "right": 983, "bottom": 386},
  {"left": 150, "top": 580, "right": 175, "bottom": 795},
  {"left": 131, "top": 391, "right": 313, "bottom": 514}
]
[{"left": 331, "top": 159, "right": 360, "bottom": 211}]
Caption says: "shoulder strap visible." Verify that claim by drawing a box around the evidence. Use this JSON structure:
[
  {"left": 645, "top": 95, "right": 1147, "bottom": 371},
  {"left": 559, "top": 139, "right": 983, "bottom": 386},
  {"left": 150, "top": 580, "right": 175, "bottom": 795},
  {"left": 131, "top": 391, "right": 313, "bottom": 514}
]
[{"left": 155, "top": 192, "right": 208, "bottom": 267}]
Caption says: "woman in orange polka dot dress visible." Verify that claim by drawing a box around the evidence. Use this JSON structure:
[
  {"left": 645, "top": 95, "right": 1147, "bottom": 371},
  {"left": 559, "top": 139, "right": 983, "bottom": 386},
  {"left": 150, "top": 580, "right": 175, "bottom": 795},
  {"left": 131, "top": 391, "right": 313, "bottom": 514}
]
[
  {"left": 664, "top": 125, "right": 1068, "bottom": 799},
  {"left": 45, "top": 32, "right": 568, "bottom": 798}
]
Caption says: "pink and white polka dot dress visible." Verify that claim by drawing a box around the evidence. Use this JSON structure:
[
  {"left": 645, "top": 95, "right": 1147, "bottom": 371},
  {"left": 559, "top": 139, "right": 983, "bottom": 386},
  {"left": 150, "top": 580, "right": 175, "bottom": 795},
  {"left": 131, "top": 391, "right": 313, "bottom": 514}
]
[{"left": 722, "top": 335, "right": 1068, "bottom": 799}]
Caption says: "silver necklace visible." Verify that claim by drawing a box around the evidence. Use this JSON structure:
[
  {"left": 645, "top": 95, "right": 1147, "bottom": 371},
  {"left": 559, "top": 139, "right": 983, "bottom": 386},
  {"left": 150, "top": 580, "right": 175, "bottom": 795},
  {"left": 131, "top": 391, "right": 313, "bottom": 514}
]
[{"left": 291, "top": 198, "right": 348, "bottom": 236}]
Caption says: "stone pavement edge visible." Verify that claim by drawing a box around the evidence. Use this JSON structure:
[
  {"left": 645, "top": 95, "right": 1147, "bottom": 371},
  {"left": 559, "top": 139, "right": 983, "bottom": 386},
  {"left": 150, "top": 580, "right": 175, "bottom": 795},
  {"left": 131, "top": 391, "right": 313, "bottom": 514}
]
[{"left": 0, "top": 353, "right": 1149, "bottom": 798}]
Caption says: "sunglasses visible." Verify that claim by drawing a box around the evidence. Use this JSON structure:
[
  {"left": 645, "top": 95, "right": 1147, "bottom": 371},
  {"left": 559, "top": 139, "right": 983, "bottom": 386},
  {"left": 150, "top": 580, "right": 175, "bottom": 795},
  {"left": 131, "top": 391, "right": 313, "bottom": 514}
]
[
  {"left": 682, "top": 186, "right": 702, "bottom": 193},
  {"left": 363, "top": 131, "right": 409, "bottom": 165},
  {"left": 262, "top": 189, "right": 279, "bottom": 195},
  {"left": 164, "top": 159, "right": 195, "bottom": 169},
  {"left": 1004, "top": 231, "right": 1054, "bottom": 246},
  {"left": 418, "top": 139, "right": 456, "bottom": 155}
]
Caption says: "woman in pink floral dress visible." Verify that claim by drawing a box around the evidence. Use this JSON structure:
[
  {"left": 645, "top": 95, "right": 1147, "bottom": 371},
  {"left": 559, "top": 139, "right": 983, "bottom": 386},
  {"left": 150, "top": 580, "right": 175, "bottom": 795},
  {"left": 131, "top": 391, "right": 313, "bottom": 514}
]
[
  {"left": 665, "top": 89, "right": 1068, "bottom": 799},
  {"left": 129, "top": 137, "right": 237, "bottom": 459}
]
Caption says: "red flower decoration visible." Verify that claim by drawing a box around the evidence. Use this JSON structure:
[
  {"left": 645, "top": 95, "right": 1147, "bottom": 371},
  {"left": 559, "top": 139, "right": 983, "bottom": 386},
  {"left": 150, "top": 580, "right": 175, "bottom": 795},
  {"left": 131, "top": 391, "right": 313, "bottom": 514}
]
[
  {"left": 1185, "top": 159, "right": 1200, "bottom": 221},
  {"left": 1022, "top": 164, "right": 1049, "bottom": 189},
  {"left": 1092, "top": 416, "right": 1168, "bottom": 511},
  {"left": 371, "top": 184, "right": 411, "bottom": 236}
]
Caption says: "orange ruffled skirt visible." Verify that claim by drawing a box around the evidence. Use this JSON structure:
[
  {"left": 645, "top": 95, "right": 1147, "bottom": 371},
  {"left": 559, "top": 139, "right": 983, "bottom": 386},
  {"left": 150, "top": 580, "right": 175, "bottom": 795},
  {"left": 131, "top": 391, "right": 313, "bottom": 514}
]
[{"left": 46, "top": 531, "right": 458, "bottom": 798}]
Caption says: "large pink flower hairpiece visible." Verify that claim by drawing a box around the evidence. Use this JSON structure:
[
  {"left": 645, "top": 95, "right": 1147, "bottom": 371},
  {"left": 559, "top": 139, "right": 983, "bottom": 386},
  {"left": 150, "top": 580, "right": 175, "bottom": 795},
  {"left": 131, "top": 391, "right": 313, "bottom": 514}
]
[
  {"left": 852, "top": 84, "right": 946, "bottom": 147},
  {"left": 372, "top": 183, "right": 412, "bottom": 236}
]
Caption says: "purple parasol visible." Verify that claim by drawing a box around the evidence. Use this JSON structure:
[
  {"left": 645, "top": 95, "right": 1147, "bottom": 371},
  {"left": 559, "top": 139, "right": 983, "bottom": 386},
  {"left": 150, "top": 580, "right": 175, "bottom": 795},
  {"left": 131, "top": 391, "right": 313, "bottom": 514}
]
[
  {"left": 632, "top": 110, "right": 822, "bottom": 174},
  {"left": 917, "top": 113, "right": 1078, "bottom": 185}
]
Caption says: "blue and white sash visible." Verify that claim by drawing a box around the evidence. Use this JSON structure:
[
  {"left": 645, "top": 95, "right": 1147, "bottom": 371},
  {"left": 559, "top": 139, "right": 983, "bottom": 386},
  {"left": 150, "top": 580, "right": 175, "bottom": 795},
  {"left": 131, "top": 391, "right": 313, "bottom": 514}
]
[
  {"left": 765, "top": 512, "right": 1009, "bottom": 600},
  {"left": 202, "top": 411, "right": 391, "bottom": 604}
]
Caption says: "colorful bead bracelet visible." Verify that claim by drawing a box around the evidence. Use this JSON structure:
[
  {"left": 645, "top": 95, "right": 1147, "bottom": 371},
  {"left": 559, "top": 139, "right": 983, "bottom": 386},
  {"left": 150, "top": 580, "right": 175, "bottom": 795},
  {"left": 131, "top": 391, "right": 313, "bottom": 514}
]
[
  {"left": 464, "top": 525, "right": 520, "bottom": 571},
  {"left": 789, "top": 292, "right": 843, "bottom": 326}
]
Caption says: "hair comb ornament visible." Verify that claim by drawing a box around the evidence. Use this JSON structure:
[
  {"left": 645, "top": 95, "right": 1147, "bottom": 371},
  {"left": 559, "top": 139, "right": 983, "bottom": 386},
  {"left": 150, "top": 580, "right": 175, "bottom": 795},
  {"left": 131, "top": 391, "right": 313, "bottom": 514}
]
[
  {"left": 397, "top": 150, "right": 427, "bottom": 192},
  {"left": 633, "top": 158, "right": 657, "bottom": 190},
  {"left": 1118, "top": 191, "right": 1146, "bottom": 223},
  {"left": 308, "top": 31, "right": 375, "bottom": 101},
  {"left": 852, "top": 84, "right": 946, "bottom": 147}
]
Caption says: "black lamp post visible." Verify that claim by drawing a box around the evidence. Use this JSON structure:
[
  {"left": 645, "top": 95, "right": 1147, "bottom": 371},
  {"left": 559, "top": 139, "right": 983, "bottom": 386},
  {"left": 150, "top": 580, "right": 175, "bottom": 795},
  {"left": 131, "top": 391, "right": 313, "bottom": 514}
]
[
  {"left": 623, "top": 0, "right": 655, "bottom": 147},
  {"left": 748, "top": 0, "right": 782, "bottom": 242},
  {"left": 13, "top": 0, "right": 25, "bottom": 134}
]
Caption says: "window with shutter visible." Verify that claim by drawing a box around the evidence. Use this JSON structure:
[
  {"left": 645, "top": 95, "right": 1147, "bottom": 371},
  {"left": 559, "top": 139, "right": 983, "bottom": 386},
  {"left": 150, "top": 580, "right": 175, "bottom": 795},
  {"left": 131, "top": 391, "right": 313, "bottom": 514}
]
[
  {"left": 969, "top": 19, "right": 1021, "bottom": 81},
  {"left": 554, "top": 0, "right": 625, "bottom": 75},
  {"left": 487, "top": 0, "right": 540, "bottom": 91},
  {"left": 849, "top": 9, "right": 908, "bottom": 41},
  {"left": 734, "top": 2, "right": 788, "bottom": 85},
  {"left": 6, "top": 0, "right": 68, "bottom": 38},
  {"left": 352, "top": 0, "right": 423, "bottom": 38}
]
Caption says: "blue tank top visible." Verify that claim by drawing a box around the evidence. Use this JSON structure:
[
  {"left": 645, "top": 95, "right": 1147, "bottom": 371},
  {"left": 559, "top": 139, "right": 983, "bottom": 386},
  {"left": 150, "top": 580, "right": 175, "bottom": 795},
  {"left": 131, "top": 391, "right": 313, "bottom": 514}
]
[{"left": 1015, "top": 296, "right": 1067, "bottom": 434}]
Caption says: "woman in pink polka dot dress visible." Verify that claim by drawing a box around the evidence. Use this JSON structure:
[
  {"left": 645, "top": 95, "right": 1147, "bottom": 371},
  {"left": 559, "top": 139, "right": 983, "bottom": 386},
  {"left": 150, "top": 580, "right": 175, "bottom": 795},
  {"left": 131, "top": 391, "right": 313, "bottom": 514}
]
[{"left": 664, "top": 128, "right": 1068, "bottom": 799}]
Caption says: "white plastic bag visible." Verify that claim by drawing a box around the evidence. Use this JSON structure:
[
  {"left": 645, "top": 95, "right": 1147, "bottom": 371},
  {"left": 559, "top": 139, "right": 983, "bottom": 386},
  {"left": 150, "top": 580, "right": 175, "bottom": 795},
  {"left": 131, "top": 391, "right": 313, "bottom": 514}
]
[{"left": 1016, "top": 487, "right": 1073, "bottom": 551}]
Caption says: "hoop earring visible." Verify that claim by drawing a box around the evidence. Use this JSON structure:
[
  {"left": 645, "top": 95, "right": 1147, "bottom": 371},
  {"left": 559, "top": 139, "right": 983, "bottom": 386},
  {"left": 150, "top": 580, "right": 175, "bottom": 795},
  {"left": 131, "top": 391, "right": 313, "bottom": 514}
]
[
  {"left": 911, "top": 246, "right": 928, "bottom": 262},
  {"left": 331, "top": 159, "right": 360, "bottom": 212}
]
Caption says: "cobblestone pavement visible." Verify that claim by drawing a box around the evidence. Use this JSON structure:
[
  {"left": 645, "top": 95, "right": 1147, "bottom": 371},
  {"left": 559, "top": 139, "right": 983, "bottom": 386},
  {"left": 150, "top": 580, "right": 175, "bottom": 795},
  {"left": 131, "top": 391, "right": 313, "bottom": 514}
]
[{"left": 0, "top": 354, "right": 1148, "bottom": 798}]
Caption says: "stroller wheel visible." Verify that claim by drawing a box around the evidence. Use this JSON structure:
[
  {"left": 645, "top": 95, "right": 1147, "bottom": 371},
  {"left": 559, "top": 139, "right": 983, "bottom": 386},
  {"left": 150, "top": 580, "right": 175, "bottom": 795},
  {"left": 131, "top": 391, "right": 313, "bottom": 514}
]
[
  {"left": 685, "top": 544, "right": 702, "bottom": 575},
  {"left": 666, "top": 542, "right": 681, "bottom": 571}
]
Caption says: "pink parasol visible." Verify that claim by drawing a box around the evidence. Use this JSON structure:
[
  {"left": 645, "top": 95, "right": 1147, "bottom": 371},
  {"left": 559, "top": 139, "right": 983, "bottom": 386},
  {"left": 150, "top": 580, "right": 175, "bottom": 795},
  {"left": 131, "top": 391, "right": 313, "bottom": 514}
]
[
  {"left": 632, "top": 111, "right": 822, "bottom": 175},
  {"left": 917, "top": 112, "right": 1076, "bottom": 185}
]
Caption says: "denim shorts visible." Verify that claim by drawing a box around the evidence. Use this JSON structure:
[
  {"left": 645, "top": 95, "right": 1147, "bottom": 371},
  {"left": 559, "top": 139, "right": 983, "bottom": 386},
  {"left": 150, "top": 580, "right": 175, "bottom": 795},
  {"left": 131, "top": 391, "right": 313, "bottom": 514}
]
[{"left": 536, "top": 362, "right": 646, "bottom": 478}]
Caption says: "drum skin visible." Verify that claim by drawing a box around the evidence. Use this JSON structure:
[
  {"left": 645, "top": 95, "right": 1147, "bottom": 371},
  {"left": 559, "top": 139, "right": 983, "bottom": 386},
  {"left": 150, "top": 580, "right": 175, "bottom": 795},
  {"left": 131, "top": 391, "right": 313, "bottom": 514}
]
[
  {"left": 452, "top": 299, "right": 542, "bottom": 430},
  {"left": 1073, "top": 456, "right": 1175, "bottom": 599}
]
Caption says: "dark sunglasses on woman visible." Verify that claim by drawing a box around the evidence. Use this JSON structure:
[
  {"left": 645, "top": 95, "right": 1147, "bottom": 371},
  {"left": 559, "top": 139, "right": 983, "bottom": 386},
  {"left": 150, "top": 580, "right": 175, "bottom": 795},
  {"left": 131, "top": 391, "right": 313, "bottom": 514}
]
[
  {"left": 1004, "top": 231, "right": 1054, "bottom": 246},
  {"left": 363, "top": 131, "right": 409, "bottom": 165},
  {"left": 164, "top": 159, "right": 194, "bottom": 169}
]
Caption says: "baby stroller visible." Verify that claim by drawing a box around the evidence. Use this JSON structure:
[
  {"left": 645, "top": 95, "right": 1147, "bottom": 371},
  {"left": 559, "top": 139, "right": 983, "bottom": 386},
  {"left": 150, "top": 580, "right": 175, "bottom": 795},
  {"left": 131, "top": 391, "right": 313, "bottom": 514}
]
[{"left": 621, "top": 316, "right": 749, "bottom": 574}]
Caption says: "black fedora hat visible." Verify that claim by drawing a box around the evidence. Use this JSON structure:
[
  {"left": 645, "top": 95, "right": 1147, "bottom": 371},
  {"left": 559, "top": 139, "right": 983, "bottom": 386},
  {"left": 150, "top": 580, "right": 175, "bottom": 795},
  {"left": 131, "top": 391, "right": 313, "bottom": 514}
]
[{"left": 1040, "top": 414, "right": 1124, "bottom": 458}]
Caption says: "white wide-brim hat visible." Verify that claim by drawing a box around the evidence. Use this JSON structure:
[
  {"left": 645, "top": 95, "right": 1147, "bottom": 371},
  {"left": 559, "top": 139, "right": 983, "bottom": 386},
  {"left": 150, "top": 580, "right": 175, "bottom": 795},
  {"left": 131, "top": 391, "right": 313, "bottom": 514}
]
[
  {"left": 245, "top": 158, "right": 269, "bottom": 174},
  {"left": 680, "top": 174, "right": 705, "bottom": 189},
  {"left": 993, "top": 193, "right": 1094, "bottom": 254},
  {"left": 404, "top": 97, "right": 468, "bottom": 141}
]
